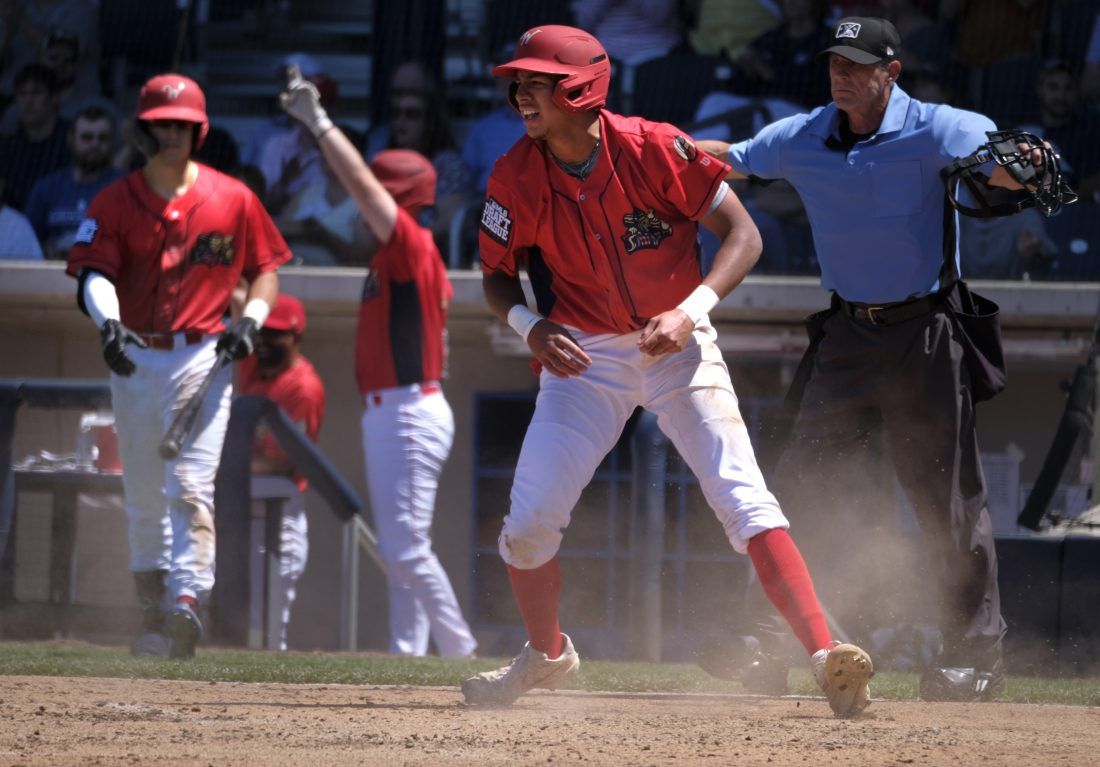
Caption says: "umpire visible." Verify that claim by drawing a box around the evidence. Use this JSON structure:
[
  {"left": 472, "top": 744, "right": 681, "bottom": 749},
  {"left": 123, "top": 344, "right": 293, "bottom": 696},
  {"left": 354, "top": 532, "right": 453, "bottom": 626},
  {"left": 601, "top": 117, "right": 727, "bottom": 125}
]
[{"left": 699, "top": 16, "right": 1049, "bottom": 701}]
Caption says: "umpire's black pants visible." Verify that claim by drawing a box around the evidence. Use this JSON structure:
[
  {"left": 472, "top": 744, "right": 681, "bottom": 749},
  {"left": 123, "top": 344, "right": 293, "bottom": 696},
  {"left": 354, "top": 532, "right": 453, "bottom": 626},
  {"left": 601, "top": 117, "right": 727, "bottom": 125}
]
[{"left": 753, "top": 300, "right": 1006, "bottom": 668}]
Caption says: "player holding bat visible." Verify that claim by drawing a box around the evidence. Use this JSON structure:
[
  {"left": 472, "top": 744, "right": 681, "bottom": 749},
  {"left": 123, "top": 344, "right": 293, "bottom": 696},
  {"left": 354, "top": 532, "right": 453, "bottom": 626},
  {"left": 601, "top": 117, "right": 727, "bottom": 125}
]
[{"left": 66, "top": 73, "right": 290, "bottom": 658}]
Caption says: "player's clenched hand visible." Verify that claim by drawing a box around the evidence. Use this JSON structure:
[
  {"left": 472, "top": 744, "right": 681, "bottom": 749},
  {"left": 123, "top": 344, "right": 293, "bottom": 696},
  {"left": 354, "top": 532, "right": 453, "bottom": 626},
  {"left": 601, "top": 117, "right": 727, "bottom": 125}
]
[
  {"left": 216, "top": 317, "right": 259, "bottom": 361},
  {"left": 99, "top": 319, "right": 147, "bottom": 377},
  {"left": 528, "top": 320, "right": 591, "bottom": 378},
  {"left": 638, "top": 309, "right": 695, "bottom": 356},
  {"left": 279, "top": 64, "right": 333, "bottom": 139}
]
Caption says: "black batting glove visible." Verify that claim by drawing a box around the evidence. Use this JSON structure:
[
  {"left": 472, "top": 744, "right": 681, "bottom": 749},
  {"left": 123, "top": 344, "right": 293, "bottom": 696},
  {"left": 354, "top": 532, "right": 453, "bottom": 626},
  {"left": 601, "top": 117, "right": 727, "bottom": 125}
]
[
  {"left": 100, "top": 319, "right": 147, "bottom": 377},
  {"left": 216, "top": 317, "right": 259, "bottom": 360}
]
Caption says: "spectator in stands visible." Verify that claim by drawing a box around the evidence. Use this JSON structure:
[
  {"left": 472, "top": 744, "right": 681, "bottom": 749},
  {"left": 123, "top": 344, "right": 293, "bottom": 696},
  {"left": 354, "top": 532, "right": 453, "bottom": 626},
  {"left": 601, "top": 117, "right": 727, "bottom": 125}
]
[
  {"left": 460, "top": 82, "right": 525, "bottom": 194},
  {"left": 944, "top": 0, "right": 1050, "bottom": 69},
  {"left": 24, "top": 105, "right": 120, "bottom": 260},
  {"left": 1026, "top": 61, "right": 1100, "bottom": 203},
  {"left": 730, "top": 0, "right": 833, "bottom": 108},
  {"left": 235, "top": 292, "right": 326, "bottom": 652},
  {"left": 0, "top": 63, "right": 70, "bottom": 211},
  {"left": 363, "top": 60, "right": 434, "bottom": 157},
  {"left": 959, "top": 208, "right": 1057, "bottom": 279},
  {"left": 1084, "top": 11, "right": 1100, "bottom": 104},
  {"left": 0, "top": 0, "right": 100, "bottom": 98},
  {"left": 687, "top": 0, "right": 782, "bottom": 61},
  {"left": 370, "top": 71, "right": 472, "bottom": 256},
  {"left": 0, "top": 173, "right": 43, "bottom": 259},
  {"left": 573, "top": 0, "right": 684, "bottom": 65},
  {"left": 0, "top": 29, "right": 116, "bottom": 135}
]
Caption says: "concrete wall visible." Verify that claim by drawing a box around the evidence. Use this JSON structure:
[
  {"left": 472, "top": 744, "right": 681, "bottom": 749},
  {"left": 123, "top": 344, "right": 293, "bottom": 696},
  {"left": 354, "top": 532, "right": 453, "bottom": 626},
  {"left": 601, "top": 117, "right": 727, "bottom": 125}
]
[{"left": 1, "top": 262, "right": 1097, "bottom": 650}]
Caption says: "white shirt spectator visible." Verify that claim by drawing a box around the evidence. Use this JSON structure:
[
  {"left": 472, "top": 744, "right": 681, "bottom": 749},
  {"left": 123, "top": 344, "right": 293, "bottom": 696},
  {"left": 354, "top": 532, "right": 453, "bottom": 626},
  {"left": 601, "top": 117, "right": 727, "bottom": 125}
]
[{"left": 0, "top": 204, "right": 44, "bottom": 259}]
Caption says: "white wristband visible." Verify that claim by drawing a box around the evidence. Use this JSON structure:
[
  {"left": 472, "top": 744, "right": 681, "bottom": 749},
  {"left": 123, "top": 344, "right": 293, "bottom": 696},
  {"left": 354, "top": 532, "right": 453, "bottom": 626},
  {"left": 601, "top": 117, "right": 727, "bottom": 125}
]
[
  {"left": 310, "top": 114, "right": 334, "bottom": 139},
  {"left": 243, "top": 297, "right": 271, "bottom": 327},
  {"left": 506, "top": 304, "right": 543, "bottom": 342},
  {"left": 83, "top": 271, "right": 121, "bottom": 326},
  {"left": 676, "top": 284, "right": 720, "bottom": 325}
]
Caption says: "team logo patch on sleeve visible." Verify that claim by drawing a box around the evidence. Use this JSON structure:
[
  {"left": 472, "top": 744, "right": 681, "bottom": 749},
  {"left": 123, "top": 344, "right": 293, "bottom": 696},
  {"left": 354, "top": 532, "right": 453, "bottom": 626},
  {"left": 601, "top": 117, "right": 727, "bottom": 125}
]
[
  {"left": 621, "top": 208, "right": 672, "bottom": 254},
  {"left": 189, "top": 232, "right": 236, "bottom": 267},
  {"left": 480, "top": 196, "right": 513, "bottom": 246},
  {"left": 673, "top": 135, "right": 697, "bottom": 162},
  {"left": 73, "top": 218, "right": 98, "bottom": 245}
]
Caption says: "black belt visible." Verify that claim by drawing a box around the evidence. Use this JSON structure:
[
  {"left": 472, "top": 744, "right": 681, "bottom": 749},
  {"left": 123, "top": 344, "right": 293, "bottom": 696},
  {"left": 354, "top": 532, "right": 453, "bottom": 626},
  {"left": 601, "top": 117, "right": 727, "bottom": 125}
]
[{"left": 833, "top": 292, "right": 941, "bottom": 326}]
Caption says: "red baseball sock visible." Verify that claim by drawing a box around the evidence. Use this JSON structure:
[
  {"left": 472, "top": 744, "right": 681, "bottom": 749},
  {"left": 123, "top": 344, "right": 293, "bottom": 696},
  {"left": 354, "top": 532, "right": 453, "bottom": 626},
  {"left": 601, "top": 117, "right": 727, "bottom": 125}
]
[
  {"left": 508, "top": 558, "right": 563, "bottom": 658},
  {"left": 747, "top": 528, "right": 832, "bottom": 655},
  {"left": 176, "top": 595, "right": 199, "bottom": 610}
]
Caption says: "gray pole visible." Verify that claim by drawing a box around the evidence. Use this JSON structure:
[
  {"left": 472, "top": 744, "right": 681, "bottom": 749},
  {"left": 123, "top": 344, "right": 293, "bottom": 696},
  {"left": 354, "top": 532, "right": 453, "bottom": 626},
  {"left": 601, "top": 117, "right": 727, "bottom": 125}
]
[{"left": 629, "top": 410, "right": 669, "bottom": 662}]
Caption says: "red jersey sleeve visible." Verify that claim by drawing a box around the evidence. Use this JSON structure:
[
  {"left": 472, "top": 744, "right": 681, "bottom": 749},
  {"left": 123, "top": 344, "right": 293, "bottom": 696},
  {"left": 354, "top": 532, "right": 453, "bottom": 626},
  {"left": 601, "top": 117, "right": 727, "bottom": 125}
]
[
  {"left": 374, "top": 207, "right": 437, "bottom": 282},
  {"left": 478, "top": 172, "right": 521, "bottom": 277},
  {"left": 65, "top": 182, "right": 124, "bottom": 279},
  {"left": 239, "top": 191, "right": 292, "bottom": 282},
  {"left": 643, "top": 124, "right": 730, "bottom": 222}
]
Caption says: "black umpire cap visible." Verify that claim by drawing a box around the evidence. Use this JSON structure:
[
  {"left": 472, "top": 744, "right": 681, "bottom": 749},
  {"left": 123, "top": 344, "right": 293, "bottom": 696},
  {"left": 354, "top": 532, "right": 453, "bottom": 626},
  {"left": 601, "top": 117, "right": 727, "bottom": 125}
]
[{"left": 818, "top": 17, "right": 901, "bottom": 64}]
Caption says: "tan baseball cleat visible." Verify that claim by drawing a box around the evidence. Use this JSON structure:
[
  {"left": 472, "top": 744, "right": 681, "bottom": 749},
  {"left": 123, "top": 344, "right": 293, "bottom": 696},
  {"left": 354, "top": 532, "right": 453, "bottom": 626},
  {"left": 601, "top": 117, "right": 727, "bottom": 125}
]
[
  {"left": 462, "top": 634, "right": 580, "bottom": 706},
  {"left": 812, "top": 642, "right": 874, "bottom": 718}
]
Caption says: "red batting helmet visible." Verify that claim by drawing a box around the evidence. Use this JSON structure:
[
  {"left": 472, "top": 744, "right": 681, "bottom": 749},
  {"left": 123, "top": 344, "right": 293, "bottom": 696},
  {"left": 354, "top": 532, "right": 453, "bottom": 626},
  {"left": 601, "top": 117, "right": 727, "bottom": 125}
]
[
  {"left": 492, "top": 25, "right": 611, "bottom": 113},
  {"left": 370, "top": 149, "right": 437, "bottom": 214},
  {"left": 136, "top": 73, "right": 209, "bottom": 149}
]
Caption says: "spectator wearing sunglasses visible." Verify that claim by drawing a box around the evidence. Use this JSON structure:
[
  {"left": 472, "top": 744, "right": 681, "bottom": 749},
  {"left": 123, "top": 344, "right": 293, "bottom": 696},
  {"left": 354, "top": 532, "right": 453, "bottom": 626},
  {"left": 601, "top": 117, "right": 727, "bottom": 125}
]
[{"left": 24, "top": 104, "right": 120, "bottom": 259}]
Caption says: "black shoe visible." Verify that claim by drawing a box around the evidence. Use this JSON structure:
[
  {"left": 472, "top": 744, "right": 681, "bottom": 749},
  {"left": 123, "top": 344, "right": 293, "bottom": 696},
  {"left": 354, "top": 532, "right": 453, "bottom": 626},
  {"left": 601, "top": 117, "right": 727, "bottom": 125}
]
[
  {"left": 696, "top": 635, "right": 790, "bottom": 695},
  {"left": 164, "top": 603, "right": 204, "bottom": 659},
  {"left": 920, "top": 660, "right": 1005, "bottom": 702}
]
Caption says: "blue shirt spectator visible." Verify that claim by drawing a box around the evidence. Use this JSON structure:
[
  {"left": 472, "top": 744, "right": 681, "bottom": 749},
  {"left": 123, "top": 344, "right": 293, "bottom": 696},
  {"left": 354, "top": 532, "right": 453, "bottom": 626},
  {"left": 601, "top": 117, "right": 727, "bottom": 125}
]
[
  {"left": 460, "top": 106, "right": 525, "bottom": 193},
  {"left": 0, "top": 199, "right": 43, "bottom": 260},
  {"left": 24, "top": 105, "right": 119, "bottom": 260}
]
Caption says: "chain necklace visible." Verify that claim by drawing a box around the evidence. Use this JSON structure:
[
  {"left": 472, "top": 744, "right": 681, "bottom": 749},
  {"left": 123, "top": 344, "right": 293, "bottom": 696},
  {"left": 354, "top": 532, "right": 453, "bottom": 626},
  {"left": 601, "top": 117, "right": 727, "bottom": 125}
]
[{"left": 552, "top": 138, "right": 601, "bottom": 180}]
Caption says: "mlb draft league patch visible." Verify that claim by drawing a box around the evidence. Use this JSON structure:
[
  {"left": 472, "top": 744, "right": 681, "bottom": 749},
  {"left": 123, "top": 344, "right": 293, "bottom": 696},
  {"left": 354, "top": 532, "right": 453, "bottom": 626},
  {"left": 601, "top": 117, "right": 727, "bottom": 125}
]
[
  {"left": 74, "top": 218, "right": 98, "bottom": 245},
  {"left": 837, "top": 21, "right": 861, "bottom": 39},
  {"left": 673, "top": 135, "right": 697, "bottom": 162},
  {"left": 480, "top": 196, "right": 513, "bottom": 246}
]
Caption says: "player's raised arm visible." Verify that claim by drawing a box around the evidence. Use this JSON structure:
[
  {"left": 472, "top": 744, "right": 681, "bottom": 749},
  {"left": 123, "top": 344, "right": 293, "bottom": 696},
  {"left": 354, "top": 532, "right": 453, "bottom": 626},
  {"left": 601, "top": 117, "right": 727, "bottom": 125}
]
[{"left": 279, "top": 64, "right": 399, "bottom": 243}]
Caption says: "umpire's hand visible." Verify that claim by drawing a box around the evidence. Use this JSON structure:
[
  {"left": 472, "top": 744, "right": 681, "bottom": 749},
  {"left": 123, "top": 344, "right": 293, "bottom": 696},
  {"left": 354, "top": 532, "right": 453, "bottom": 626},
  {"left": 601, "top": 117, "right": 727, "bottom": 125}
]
[
  {"left": 99, "top": 319, "right": 147, "bottom": 376},
  {"left": 527, "top": 319, "right": 591, "bottom": 378}
]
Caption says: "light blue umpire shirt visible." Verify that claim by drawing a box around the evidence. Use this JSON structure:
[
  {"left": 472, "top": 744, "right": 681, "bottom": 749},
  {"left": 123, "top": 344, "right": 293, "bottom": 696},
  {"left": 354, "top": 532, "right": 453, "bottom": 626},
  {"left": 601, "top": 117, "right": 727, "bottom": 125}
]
[{"left": 726, "top": 84, "right": 997, "bottom": 304}]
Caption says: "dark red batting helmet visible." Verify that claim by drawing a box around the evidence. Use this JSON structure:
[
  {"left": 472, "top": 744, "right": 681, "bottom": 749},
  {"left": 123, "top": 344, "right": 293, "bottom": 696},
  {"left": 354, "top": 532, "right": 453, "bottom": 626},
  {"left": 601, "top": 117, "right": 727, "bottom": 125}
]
[
  {"left": 136, "top": 73, "right": 209, "bottom": 149},
  {"left": 492, "top": 25, "right": 611, "bottom": 113},
  {"left": 371, "top": 149, "right": 437, "bottom": 214}
]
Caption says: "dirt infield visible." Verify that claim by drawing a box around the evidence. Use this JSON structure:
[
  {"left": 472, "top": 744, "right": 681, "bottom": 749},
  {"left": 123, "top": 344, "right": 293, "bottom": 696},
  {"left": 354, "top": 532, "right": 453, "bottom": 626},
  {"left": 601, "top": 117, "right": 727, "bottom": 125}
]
[{"left": 1, "top": 675, "right": 1098, "bottom": 766}]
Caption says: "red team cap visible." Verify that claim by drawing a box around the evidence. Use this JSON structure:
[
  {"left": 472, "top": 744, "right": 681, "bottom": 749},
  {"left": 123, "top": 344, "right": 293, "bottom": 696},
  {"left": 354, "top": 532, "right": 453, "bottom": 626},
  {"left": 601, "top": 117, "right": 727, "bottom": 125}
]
[
  {"left": 370, "top": 149, "right": 437, "bottom": 214},
  {"left": 492, "top": 25, "right": 611, "bottom": 113},
  {"left": 136, "top": 73, "right": 210, "bottom": 147},
  {"left": 264, "top": 294, "right": 307, "bottom": 334}
]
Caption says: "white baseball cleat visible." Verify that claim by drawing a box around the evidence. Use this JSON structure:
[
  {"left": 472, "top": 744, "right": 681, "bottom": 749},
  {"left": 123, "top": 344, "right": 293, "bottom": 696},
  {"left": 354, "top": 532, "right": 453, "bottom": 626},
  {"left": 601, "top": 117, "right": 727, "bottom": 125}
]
[
  {"left": 462, "top": 633, "right": 580, "bottom": 706},
  {"left": 812, "top": 642, "right": 874, "bottom": 718}
]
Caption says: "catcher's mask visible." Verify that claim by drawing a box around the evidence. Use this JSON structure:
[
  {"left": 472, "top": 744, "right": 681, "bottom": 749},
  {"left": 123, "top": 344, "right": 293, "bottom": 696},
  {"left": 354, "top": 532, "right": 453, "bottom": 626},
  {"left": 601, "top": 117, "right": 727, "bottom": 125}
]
[{"left": 941, "top": 129, "right": 1077, "bottom": 218}]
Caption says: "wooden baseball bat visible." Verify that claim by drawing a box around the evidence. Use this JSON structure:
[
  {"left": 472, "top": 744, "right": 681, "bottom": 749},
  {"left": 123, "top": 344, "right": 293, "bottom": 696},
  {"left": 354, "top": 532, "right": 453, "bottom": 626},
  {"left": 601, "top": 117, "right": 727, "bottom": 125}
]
[{"left": 158, "top": 349, "right": 233, "bottom": 460}]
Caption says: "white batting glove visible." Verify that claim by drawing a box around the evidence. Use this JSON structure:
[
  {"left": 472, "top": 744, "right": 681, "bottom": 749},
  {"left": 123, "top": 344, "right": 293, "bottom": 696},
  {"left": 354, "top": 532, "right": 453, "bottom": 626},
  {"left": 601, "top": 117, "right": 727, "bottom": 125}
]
[{"left": 279, "top": 63, "right": 334, "bottom": 139}]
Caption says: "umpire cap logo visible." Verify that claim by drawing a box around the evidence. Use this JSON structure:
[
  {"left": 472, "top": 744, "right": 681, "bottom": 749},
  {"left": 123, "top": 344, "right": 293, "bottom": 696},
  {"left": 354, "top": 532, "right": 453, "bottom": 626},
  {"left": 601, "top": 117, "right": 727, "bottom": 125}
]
[
  {"left": 621, "top": 208, "right": 672, "bottom": 254},
  {"left": 189, "top": 232, "right": 235, "bottom": 267},
  {"left": 837, "top": 22, "right": 861, "bottom": 39}
]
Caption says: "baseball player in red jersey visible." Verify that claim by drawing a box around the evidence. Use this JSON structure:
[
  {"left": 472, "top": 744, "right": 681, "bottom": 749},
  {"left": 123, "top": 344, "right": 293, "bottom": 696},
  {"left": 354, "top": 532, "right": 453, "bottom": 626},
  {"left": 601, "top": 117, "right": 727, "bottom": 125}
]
[
  {"left": 66, "top": 73, "right": 290, "bottom": 658},
  {"left": 461, "top": 26, "right": 873, "bottom": 716},
  {"left": 237, "top": 293, "right": 325, "bottom": 651},
  {"left": 280, "top": 67, "right": 477, "bottom": 658}
]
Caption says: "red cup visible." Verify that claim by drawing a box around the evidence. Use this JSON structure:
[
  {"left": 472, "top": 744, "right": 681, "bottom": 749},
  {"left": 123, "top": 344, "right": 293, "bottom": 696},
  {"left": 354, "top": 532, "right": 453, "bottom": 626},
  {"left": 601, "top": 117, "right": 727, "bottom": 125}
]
[{"left": 95, "top": 424, "right": 122, "bottom": 473}]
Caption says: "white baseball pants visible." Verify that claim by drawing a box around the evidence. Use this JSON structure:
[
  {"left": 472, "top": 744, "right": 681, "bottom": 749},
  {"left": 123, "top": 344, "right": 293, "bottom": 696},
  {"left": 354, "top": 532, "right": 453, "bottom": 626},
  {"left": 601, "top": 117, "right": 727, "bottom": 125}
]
[
  {"left": 111, "top": 337, "right": 231, "bottom": 603},
  {"left": 501, "top": 322, "right": 789, "bottom": 570},
  {"left": 361, "top": 384, "right": 477, "bottom": 658}
]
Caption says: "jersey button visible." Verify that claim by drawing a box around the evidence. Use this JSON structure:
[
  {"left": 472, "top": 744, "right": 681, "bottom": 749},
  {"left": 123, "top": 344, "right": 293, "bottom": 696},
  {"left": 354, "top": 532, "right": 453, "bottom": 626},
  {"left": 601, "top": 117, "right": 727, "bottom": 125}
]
[
  {"left": 847, "top": 158, "right": 855, "bottom": 166},
  {"left": 579, "top": 194, "right": 586, "bottom": 201},
  {"left": 169, "top": 210, "right": 180, "bottom": 220},
  {"left": 595, "top": 233, "right": 601, "bottom": 240}
]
